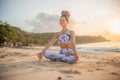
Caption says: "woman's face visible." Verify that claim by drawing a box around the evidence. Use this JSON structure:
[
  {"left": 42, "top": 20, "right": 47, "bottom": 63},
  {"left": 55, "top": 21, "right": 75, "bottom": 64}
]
[{"left": 60, "top": 17, "right": 68, "bottom": 28}]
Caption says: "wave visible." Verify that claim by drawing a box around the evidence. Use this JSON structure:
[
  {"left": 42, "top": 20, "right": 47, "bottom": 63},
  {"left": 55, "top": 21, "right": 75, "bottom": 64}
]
[{"left": 77, "top": 41, "right": 120, "bottom": 53}]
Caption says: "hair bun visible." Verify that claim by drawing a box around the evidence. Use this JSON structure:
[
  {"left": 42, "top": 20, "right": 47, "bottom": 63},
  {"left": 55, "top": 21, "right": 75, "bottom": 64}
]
[{"left": 61, "top": 10, "right": 70, "bottom": 17}]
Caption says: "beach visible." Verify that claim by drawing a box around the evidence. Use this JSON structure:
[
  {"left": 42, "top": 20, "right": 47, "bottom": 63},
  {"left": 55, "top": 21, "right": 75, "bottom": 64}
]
[{"left": 0, "top": 47, "right": 120, "bottom": 80}]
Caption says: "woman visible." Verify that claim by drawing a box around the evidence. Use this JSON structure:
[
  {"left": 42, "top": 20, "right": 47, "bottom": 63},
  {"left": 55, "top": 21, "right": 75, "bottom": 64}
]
[{"left": 37, "top": 10, "right": 79, "bottom": 64}]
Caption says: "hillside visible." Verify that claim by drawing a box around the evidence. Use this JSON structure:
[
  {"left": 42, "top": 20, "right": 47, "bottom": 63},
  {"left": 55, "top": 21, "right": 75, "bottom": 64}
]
[{"left": 0, "top": 22, "right": 109, "bottom": 47}]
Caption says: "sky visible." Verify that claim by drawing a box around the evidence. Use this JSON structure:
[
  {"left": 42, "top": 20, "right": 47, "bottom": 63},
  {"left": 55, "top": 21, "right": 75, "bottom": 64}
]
[{"left": 0, "top": 0, "right": 120, "bottom": 40}]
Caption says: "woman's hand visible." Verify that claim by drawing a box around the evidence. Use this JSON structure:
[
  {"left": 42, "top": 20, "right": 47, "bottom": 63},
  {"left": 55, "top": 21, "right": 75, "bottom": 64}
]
[
  {"left": 37, "top": 51, "right": 44, "bottom": 61},
  {"left": 75, "top": 55, "right": 79, "bottom": 61},
  {"left": 74, "top": 54, "right": 79, "bottom": 63},
  {"left": 37, "top": 32, "right": 58, "bottom": 61},
  {"left": 65, "top": 52, "right": 71, "bottom": 56}
]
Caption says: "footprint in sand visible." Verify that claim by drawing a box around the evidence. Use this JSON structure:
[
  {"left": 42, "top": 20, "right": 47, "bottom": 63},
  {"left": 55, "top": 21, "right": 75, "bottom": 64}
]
[
  {"left": 108, "top": 72, "right": 119, "bottom": 76},
  {"left": 96, "top": 62, "right": 101, "bottom": 64},
  {"left": 87, "top": 70, "right": 93, "bottom": 72},
  {"left": 95, "top": 68, "right": 105, "bottom": 71},
  {"left": 33, "top": 67, "right": 42, "bottom": 72},
  {"left": 9, "top": 64, "right": 17, "bottom": 68},
  {"left": 65, "top": 75, "right": 74, "bottom": 78},
  {"left": 59, "top": 69, "right": 81, "bottom": 75}
]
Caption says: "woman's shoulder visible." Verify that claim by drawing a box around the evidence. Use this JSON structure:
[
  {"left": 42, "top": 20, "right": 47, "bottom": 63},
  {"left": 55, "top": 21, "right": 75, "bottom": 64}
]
[
  {"left": 54, "top": 31, "right": 60, "bottom": 38},
  {"left": 69, "top": 30, "right": 75, "bottom": 35},
  {"left": 55, "top": 31, "right": 60, "bottom": 35}
]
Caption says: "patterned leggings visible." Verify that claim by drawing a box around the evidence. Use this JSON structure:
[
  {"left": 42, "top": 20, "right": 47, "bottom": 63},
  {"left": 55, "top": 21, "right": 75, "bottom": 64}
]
[{"left": 44, "top": 48, "right": 75, "bottom": 64}]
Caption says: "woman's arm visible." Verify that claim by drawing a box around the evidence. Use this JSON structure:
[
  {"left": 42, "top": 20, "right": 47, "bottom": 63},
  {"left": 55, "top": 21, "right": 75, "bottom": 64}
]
[
  {"left": 41, "top": 32, "right": 58, "bottom": 52},
  {"left": 37, "top": 32, "right": 58, "bottom": 61},
  {"left": 70, "top": 31, "right": 79, "bottom": 63}
]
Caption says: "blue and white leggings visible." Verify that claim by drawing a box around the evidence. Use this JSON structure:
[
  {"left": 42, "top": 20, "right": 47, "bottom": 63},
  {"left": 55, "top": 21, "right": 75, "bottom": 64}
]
[{"left": 43, "top": 48, "right": 75, "bottom": 64}]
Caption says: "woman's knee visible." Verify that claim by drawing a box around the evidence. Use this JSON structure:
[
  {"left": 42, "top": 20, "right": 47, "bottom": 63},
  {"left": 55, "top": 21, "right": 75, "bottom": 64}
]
[
  {"left": 44, "top": 51, "right": 51, "bottom": 57},
  {"left": 66, "top": 56, "right": 75, "bottom": 64},
  {"left": 44, "top": 51, "right": 54, "bottom": 58}
]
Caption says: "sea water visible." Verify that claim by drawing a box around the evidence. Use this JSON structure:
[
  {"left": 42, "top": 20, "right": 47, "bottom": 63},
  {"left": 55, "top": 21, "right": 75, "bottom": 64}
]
[{"left": 77, "top": 41, "right": 120, "bottom": 53}]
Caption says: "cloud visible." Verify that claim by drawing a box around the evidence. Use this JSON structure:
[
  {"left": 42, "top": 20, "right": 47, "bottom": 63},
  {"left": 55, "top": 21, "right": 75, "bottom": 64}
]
[
  {"left": 26, "top": 13, "right": 60, "bottom": 33},
  {"left": 26, "top": 12, "right": 111, "bottom": 36},
  {"left": 25, "top": 13, "right": 84, "bottom": 34}
]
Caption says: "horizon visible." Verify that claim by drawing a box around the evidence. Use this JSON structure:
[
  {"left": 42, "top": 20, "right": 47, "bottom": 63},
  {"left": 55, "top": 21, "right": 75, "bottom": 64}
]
[{"left": 0, "top": 0, "right": 120, "bottom": 41}]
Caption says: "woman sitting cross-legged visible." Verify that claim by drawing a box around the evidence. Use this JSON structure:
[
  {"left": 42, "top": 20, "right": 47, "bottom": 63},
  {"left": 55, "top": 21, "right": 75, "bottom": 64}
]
[{"left": 37, "top": 10, "right": 79, "bottom": 64}]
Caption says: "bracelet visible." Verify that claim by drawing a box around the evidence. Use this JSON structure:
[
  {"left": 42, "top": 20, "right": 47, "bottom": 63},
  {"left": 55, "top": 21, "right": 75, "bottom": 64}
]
[{"left": 42, "top": 49, "right": 45, "bottom": 52}]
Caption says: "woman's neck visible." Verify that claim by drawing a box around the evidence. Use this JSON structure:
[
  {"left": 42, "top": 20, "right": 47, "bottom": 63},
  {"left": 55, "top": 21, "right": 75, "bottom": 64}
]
[{"left": 61, "top": 28, "right": 68, "bottom": 34}]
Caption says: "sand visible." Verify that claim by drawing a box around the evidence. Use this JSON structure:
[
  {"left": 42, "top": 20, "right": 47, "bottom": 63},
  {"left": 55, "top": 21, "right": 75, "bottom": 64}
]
[{"left": 0, "top": 47, "right": 120, "bottom": 80}]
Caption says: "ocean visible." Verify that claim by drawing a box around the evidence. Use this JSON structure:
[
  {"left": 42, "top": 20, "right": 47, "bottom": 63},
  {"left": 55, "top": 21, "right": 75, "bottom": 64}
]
[{"left": 77, "top": 41, "right": 120, "bottom": 53}]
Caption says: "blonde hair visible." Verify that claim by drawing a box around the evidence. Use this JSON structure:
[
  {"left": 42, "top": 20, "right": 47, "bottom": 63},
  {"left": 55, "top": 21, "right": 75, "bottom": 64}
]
[{"left": 61, "top": 10, "right": 70, "bottom": 23}]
